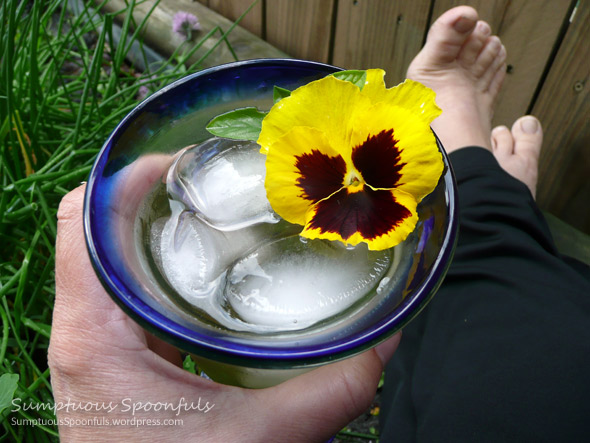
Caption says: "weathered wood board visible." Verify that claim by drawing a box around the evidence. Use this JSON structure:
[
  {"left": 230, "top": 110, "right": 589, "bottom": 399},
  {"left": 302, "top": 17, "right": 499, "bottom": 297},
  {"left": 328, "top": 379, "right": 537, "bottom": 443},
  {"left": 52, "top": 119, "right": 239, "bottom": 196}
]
[
  {"left": 533, "top": 1, "right": 590, "bottom": 234},
  {"left": 198, "top": 0, "right": 264, "bottom": 37},
  {"left": 332, "top": 0, "right": 431, "bottom": 85},
  {"left": 265, "top": 0, "right": 336, "bottom": 63}
]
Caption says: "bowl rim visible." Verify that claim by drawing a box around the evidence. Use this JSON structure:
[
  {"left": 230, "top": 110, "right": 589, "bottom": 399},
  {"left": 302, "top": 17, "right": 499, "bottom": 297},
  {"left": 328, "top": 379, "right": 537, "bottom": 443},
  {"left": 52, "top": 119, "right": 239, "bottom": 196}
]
[{"left": 83, "top": 58, "right": 459, "bottom": 367}]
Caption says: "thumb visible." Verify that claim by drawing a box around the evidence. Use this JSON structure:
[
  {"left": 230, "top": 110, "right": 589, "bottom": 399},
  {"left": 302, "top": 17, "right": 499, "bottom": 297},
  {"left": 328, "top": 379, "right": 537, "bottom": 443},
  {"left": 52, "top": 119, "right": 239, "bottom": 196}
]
[{"left": 253, "top": 333, "right": 401, "bottom": 442}]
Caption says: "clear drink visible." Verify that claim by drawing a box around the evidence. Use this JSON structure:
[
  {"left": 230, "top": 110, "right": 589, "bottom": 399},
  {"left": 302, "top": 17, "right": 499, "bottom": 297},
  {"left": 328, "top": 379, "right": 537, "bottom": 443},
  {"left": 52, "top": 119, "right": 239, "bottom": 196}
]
[{"left": 137, "top": 137, "right": 405, "bottom": 336}]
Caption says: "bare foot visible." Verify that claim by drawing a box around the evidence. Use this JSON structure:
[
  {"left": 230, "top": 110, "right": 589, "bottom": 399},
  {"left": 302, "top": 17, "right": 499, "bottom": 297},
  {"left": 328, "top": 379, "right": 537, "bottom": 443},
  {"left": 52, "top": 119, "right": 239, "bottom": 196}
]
[
  {"left": 407, "top": 6, "right": 506, "bottom": 153},
  {"left": 491, "top": 116, "right": 543, "bottom": 198}
]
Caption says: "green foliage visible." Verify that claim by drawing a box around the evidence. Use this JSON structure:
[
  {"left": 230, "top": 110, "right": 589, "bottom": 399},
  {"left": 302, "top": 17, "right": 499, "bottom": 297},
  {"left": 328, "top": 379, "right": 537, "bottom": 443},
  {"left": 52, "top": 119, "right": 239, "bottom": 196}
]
[
  {"left": 182, "top": 354, "right": 197, "bottom": 375},
  {"left": 273, "top": 85, "right": 291, "bottom": 103},
  {"left": 205, "top": 70, "right": 368, "bottom": 141},
  {"left": 332, "top": 70, "right": 367, "bottom": 90},
  {"left": 205, "top": 107, "right": 267, "bottom": 141},
  {"left": 0, "top": 0, "right": 242, "bottom": 440}
]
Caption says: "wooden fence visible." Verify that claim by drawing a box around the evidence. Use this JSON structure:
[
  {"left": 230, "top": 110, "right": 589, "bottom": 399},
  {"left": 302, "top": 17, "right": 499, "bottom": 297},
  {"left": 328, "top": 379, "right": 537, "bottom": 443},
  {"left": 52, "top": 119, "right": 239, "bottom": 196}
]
[
  {"left": 196, "top": 0, "right": 590, "bottom": 236},
  {"left": 101, "top": 0, "right": 590, "bottom": 235}
]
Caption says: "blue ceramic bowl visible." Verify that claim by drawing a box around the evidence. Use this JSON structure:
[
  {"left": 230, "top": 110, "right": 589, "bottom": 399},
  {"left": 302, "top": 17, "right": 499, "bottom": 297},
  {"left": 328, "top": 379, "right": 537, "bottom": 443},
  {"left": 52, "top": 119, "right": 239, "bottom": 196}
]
[{"left": 84, "top": 59, "right": 458, "bottom": 384}]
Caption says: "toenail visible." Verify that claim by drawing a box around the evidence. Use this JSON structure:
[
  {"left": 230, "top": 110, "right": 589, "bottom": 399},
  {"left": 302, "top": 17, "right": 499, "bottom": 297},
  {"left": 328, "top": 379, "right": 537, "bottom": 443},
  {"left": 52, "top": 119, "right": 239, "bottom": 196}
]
[
  {"left": 453, "top": 15, "right": 476, "bottom": 33},
  {"left": 477, "top": 21, "right": 491, "bottom": 36},
  {"left": 489, "top": 36, "right": 501, "bottom": 47},
  {"left": 520, "top": 117, "right": 539, "bottom": 134}
]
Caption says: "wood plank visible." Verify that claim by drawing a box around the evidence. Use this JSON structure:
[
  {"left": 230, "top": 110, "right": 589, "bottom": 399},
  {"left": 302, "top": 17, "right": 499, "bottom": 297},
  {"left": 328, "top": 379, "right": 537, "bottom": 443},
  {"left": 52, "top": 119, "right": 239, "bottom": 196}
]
[
  {"left": 545, "top": 212, "right": 590, "bottom": 266},
  {"left": 206, "top": 0, "right": 264, "bottom": 37},
  {"left": 332, "top": 0, "right": 431, "bottom": 86},
  {"left": 533, "top": 1, "right": 590, "bottom": 234},
  {"left": 98, "top": 0, "right": 286, "bottom": 69},
  {"left": 490, "top": 0, "right": 572, "bottom": 127},
  {"left": 431, "top": 0, "right": 572, "bottom": 127},
  {"left": 265, "top": 0, "right": 335, "bottom": 63}
]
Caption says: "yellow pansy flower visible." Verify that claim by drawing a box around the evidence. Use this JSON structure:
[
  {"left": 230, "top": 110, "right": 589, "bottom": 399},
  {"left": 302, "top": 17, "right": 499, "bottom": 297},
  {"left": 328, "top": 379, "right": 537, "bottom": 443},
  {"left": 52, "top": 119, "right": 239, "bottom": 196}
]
[{"left": 257, "top": 69, "right": 443, "bottom": 251}]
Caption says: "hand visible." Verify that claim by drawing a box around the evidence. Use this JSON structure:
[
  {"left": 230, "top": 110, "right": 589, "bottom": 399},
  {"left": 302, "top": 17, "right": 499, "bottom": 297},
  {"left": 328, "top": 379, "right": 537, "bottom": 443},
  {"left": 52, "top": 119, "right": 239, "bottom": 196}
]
[{"left": 49, "top": 184, "right": 400, "bottom": 442}]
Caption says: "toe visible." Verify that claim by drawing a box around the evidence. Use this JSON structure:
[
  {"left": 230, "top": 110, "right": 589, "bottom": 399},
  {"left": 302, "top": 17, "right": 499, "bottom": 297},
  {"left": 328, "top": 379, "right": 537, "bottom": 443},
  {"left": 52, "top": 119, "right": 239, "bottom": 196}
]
[
  {"left": 474, "top": 36, "right": 503, "bottom": 77},
  {"left": 458, "top": 21, "right": 491, "bottom": 65},
  {"left": 480, "top": 41, "right": 507, "bottom": 92},
  {"left": 488, "top": 61, "right": 507, "bottom": 98},
  {"left": 423, "top": 6, "right": 479, "bottom": 64},
  {"left": 509, "top": 116, "right": 542, "bottom": 197},
  {"left": 511, "top": 116, "right": 543, "bottom": 158},
  {"left": 491, "top": 125, "right": 514, "bottom": 158}
]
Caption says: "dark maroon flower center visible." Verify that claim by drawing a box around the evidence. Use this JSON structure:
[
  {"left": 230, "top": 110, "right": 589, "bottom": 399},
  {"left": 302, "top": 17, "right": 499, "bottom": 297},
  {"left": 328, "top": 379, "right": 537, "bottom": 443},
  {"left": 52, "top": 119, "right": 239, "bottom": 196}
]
[
  {"left": 293, "top": 129, "right": 410, "bottom": 240},
  {"left": 352, "top": 128, "right": 404, "bottom": 188},
  {"left": 295, "top": 149, "right": 346, "bottom": 202},
  {"left": 308, "top": 186, "right": 411, "bottom": 240}
]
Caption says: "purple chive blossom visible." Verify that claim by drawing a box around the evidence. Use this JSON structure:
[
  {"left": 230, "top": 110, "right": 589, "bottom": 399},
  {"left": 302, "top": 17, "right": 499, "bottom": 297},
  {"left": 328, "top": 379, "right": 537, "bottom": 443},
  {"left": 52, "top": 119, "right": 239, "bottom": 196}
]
[
  {"left": 172, "top": 11, "right": 202, "bottom": 40},
  {"left": 136, "top": 74, "right": 159, "bottom": 101},
  {"left": 137, "top": 85, "right": 149, "bottom": 101}
]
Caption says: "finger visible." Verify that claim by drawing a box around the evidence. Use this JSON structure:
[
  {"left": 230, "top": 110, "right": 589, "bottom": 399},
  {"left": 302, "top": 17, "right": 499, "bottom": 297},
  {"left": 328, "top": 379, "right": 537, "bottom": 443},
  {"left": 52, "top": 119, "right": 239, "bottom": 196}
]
[
  {"left": 64, "top": 153, "right": 173, "bottom": 347},
  {"left": 52, "top": 185, "right": 148, "bottom": 372},
  {"left": 52, "top": 185, "right": 202, "bottom": 384},
  {"left": 55, "top": 184, "right": 130, "bottom": 321},
  {"left": 113, "top": 153, "right": 173, "bottom": 220},
  {"left": 54, "top": 173, "right": 183, "bottom": 363},
  {"left": 254, "top": 333, "right": 402, "bottom": 441}
]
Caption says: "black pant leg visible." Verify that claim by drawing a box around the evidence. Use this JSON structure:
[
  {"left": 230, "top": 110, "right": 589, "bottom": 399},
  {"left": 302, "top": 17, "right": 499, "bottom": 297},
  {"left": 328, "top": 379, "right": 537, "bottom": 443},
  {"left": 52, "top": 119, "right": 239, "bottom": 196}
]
[{"left": 380, "top": 147, "right": 590, "bottom": 443}]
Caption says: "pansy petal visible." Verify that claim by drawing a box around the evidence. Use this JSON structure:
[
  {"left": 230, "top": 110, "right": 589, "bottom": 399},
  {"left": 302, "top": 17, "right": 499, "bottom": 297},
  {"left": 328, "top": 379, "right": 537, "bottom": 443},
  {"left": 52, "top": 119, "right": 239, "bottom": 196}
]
[
  {"left": 375, "top": 78, "right": 441, "bottom": 124},
  {"left": 351, "top": 128, "right": 404, "bottom": 189},
  {"left": 265, "top": 126, "right": 347, "bottom": 225},
  {"left": 360, "top": 68, "right": 387, "bottom": 102},
  {"left": 351, "top": 101, "right": 443, "bottom": 200},
  {"left": 360, "top": 73, "right": 441, "bottom": 126},
  {"left": 257, "top": 76, "right": 369, "bottom": 155},
  {"left": 300, "top": 186, "right": 418, "bottom": 251}
]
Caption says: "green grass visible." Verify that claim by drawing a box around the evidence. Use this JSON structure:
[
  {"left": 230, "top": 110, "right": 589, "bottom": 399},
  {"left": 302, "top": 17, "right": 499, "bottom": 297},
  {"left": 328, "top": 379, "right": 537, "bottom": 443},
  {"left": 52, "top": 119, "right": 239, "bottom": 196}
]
[
  {"left": 0, "top": 1, "right": 247, "bottom": 440},
  {"left": 0, "top": 2, "right": 380, "bottom": 441}
]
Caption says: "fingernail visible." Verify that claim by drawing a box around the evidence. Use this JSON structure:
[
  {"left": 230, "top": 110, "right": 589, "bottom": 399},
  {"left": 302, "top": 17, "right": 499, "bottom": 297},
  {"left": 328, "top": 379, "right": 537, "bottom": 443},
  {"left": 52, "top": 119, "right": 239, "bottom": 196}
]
[
  {"left": 375, "top": 332, "right": 402, "bottom": 366},
  {"left": 520, "top": 117, "right": 539, "bottom": 134},
  {"left": 454, "top": 15, "right": 476, "bottom": 33}
]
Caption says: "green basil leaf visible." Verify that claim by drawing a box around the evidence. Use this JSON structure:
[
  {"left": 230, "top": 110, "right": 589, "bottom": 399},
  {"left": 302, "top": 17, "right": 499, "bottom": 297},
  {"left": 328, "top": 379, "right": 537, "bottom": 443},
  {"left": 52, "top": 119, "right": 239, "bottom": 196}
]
[
  {"left": 206, "top": 107, "right": 267, "bottom": 141},
  {"left": 332, "top": 70, "right": 367, "bottom": 90},
  {"left": 273, "top": 86, "right": 291, "bottom": 103}
]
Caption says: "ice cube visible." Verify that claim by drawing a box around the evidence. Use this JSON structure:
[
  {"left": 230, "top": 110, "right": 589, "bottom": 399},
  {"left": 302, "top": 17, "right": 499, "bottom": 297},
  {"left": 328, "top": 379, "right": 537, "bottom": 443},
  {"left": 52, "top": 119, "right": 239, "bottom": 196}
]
[
  {"left": 167, "top": 137, "right": 278, "bottom": 231},
  {"left": 153, "top": 202, "right": 223, "bottom": 302},
  {"left": 152, "top": 201, "right": 300, "bottom": 304},
  {"left": 225, "top": 236, "right": 393, "bottom": 330}
]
